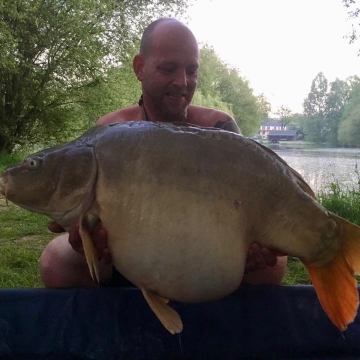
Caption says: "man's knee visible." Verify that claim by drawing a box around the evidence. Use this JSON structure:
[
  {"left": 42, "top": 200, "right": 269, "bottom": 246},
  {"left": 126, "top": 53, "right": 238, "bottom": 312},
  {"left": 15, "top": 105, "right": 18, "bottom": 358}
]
[
  {"left": 39, "top": 234, "right": 114, "bottom": 288},
  {"left": 39, "top": 234, "right": 91, "bottom": 288}
]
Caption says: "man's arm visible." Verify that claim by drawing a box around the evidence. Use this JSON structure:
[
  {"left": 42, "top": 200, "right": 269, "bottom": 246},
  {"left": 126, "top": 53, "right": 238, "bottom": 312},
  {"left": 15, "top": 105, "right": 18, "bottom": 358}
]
[
  {"left": 96, "top": 110, "right": 124, "bottom": 125},
  {"left": 96, "top": 105, "right": 140, "bottom": 125},
  {"left": 242, "top": 244, "right": 287, "bottom": 285},
  {"left": 213, "top": 116, "right": 240, "bottom": 134}
]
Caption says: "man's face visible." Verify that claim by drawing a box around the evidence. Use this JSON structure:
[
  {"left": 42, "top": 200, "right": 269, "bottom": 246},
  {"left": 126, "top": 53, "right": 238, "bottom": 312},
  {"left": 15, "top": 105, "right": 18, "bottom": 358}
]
[{"left": 139, "top": 25, "right": 199, "bottom": 120}]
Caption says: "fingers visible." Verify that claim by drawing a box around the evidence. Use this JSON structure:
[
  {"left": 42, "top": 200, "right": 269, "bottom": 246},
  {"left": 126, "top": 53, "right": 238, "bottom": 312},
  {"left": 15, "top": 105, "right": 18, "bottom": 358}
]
[
  {"left": 245, "top": 243, "right": 278, "bottom": 274},
  {"left": 47, "top": 221, "right": 66, "bottom": 233},
  {"left": 48, "top": 221, "right": 84, "bottom": 255},
  {"left": 48, "top": 220, "right": 112, "bottom": 265},
  {"left": 48, "top": 221, "right": 85, "bottom": 256},
  {"left": 68, "top": 225, "right": 84, "bottom": 254},
  {"left": 260, "top": 246, "right": 277, "bottom": 268},
  {"left": 92, "top": 226, "right": 112, "bottom": 265},
  {"left": 92, "top": 223, "right": 107, "bottom": 249}
]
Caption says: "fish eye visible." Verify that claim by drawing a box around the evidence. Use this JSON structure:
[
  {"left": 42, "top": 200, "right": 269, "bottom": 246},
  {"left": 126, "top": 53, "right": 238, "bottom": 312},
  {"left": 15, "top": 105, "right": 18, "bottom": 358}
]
[{"left": 26, "top": 157, "right": 42, "bottom": 169}]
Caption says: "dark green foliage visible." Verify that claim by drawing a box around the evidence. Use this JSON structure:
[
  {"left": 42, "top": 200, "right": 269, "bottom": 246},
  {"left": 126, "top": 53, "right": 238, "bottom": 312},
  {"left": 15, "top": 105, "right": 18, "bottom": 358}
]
[
  {"left": 195, "top": 45, "right": 265, "bottom": 135},
  {"left": 338, "top": 80, "right": 360, "bottom": 147},
  {"left": 0, "top": 0, "right": 190, "bottom": 152},
  {"left": 301, "top": 73, "right": 356, "bottom": 146},
  {"left": 303, "top": 72, "right": 328, "bottom": 118},
  {"left": 0, "top": 151, "right": 26, "bottom": 169},
  {"left": 302, "top": 72, "right": 328, "bottom": 143},
  {"left": 323, "top": 79, "right": 351, "bottom": 146}
]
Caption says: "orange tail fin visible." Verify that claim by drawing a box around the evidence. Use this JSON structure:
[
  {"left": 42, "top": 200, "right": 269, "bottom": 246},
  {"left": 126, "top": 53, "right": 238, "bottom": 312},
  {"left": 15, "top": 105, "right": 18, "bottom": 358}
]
[{"left": 306, "top": 216, "right": 360, "bottom": 331}]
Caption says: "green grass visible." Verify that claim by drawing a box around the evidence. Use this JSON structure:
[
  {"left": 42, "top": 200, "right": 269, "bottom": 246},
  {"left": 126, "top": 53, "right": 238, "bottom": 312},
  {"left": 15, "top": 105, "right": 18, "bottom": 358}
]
[
  {"left": 1, "top": 151, "right": 360, "bottom": 287},
  {"left": 318, "top": 182, "right": 360, "bottom": 226},
  {"left": 0, "top": 199, "right": 50, "bottom": 287},
  {"left": 0, "top": 152, "right": 51, "bottom": 287},
  {"left": 282, "top": 257, "right": 310, "bottom": 285}
]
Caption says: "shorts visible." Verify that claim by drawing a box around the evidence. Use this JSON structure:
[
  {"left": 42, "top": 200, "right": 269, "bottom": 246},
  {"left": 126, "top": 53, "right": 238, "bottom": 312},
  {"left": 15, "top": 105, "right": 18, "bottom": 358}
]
[{"left": 102, "top": 267, "right": 135, "bottom": 287}]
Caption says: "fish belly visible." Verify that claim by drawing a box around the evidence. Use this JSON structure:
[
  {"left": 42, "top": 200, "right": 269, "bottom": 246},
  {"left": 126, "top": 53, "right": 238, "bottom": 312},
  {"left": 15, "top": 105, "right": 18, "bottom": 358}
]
[{"left": 98, "top": 181, "right": 248, "bottom": 303}]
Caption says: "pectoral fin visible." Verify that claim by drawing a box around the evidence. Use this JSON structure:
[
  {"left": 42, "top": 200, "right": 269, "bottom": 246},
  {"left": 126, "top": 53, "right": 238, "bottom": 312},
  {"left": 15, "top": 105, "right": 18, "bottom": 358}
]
[
  {"left": 141, "top": 289, "right": 183, "bottom": 334},
  {"left": 79, "top": 215, "right": 100, "bottom": 283}
]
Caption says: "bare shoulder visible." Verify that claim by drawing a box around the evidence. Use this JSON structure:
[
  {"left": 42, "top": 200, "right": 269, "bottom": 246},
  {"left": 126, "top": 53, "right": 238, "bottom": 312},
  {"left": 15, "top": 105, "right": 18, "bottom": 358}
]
[
  {"left": 96, "top": 105, "right": 141, "bottom": 125},
  {"left": 187, "top": 105, "right": 239, "bottom": 134}
]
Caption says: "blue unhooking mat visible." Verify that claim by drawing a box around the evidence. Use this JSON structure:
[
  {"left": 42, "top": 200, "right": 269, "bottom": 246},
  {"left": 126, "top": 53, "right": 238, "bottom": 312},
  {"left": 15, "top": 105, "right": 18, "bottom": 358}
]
[{"left": 0, "top": 285, "right": 359, "bottom": 359}]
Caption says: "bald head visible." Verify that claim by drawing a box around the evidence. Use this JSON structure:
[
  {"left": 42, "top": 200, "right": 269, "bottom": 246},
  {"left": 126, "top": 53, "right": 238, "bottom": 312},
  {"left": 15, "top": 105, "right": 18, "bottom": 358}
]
[
  {"left": 140, "top": 18, "right": 198, "bottom": 57},
  {"left": 133, "top": 18, "right": 199, "bottom": 122}
]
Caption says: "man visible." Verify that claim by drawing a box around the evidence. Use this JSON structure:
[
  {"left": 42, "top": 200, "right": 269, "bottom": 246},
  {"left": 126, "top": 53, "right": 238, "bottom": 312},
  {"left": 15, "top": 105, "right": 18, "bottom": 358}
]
[{"left": 40, "top": 18, "right": 287, "bottom": 288}]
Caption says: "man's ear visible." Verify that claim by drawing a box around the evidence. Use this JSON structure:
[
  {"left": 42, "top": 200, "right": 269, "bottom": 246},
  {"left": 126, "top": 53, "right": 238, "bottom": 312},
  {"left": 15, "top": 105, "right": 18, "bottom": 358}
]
[{"left": 133, "top": 54, "right": 145, "bottom": 81}]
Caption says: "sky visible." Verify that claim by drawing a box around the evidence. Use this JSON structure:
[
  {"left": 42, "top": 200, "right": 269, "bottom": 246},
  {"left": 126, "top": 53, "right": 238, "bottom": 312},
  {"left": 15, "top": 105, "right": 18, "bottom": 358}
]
[{"left": 182, "top": 0, "right": 360, "bottom": 115}]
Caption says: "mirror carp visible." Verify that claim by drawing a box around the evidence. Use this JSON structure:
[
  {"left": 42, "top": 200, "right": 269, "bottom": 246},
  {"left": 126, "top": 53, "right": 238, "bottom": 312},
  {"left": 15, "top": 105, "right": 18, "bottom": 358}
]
[{"left": 1, "top": 121, "right": 360, "bottom": 334}]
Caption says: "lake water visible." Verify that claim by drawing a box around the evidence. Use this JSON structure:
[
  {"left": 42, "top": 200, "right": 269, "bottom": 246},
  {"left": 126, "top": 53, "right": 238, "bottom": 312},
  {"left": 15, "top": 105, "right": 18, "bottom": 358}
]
[{"left": 270, "top": 146, "right": 360, "bottom": 193}]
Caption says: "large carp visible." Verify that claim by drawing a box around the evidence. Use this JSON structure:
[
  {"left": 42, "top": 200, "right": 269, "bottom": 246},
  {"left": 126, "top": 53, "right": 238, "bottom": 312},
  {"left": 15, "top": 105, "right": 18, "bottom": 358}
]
[{"left": 1, "top": 121, "right": 360, "bottom": 334}]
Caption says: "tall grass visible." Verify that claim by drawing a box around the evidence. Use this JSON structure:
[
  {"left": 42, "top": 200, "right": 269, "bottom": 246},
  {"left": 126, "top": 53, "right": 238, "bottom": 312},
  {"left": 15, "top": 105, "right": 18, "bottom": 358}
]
[{"left": 318, "top": 183, "right": 360, "bottom": 226}]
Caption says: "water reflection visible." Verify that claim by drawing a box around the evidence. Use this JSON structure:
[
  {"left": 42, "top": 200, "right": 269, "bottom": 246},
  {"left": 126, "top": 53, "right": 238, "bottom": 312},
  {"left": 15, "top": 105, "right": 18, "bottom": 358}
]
[{"left": 271, "top": 147, "right": 360, "bottom": 193}]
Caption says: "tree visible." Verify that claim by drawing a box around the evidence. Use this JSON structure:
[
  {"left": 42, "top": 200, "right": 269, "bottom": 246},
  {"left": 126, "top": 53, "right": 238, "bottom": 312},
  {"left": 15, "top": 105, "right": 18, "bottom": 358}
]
[
  {"left": 323, "top": 78, "right": 350, "bottom": 146},
  {"left": 218, "top": 67, "right": 264, "bottom": 135},
  {"left": 196, "top": 45, "right": 264, "bottom": 135},
  {"left": 192, "top": 91, "right": 234, "bottom": 116},
  {"left": 302, "top": 72, "right": 328, "bottom": 143},
  {"left": 338, "top": 82, "right": 360, "bottom": 147},
  {"left": 256, "top": 93, "right": 271, "bottom": 119},
  {"left": 196, "top": 45, "right": 224, "bottom": 99},
  {"left": 343, "top": 0, "right": 360, "bottom": 54},
  {"left": 0, "top": 0, "right": 190, "bottom": 152},
  {"left": 303, "top": 72, "right": 328, "bottom": 117},
  {"left": 65, "top": 58, "right": 142, "bottom": 132},
  {"left": 194, "top": 45, "right": 234, "bottom": 116},
  {"left": 286, "top": 113, "right": 306, "bottom": 139},
  {"left": 275, "top": 105, "right": 292, "bottom": 129},
  {"left": 338, "top": 103, "right": 360, "bottom": 148}
]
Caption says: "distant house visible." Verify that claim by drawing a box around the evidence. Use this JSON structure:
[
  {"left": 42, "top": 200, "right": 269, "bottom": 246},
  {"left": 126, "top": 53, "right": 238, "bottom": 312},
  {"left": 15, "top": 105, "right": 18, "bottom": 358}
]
[
  {"left": 259, "top": 121, "right": 286, "bottom": 139},
  {"left": 268, "top": 130, "right": 297, "bottom": 142}
]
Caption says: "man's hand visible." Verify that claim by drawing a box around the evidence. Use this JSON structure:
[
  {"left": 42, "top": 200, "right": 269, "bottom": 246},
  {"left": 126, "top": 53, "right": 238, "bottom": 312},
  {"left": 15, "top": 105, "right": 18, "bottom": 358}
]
[
  {"left": 244, "top": 243, "right": 278, "bottom": 274},
  {"left": 243, "top": 243, "right": 288, "bottom": 285},
  {"left": 47, "top": 221, "right": 112, "bottom": 265}
]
